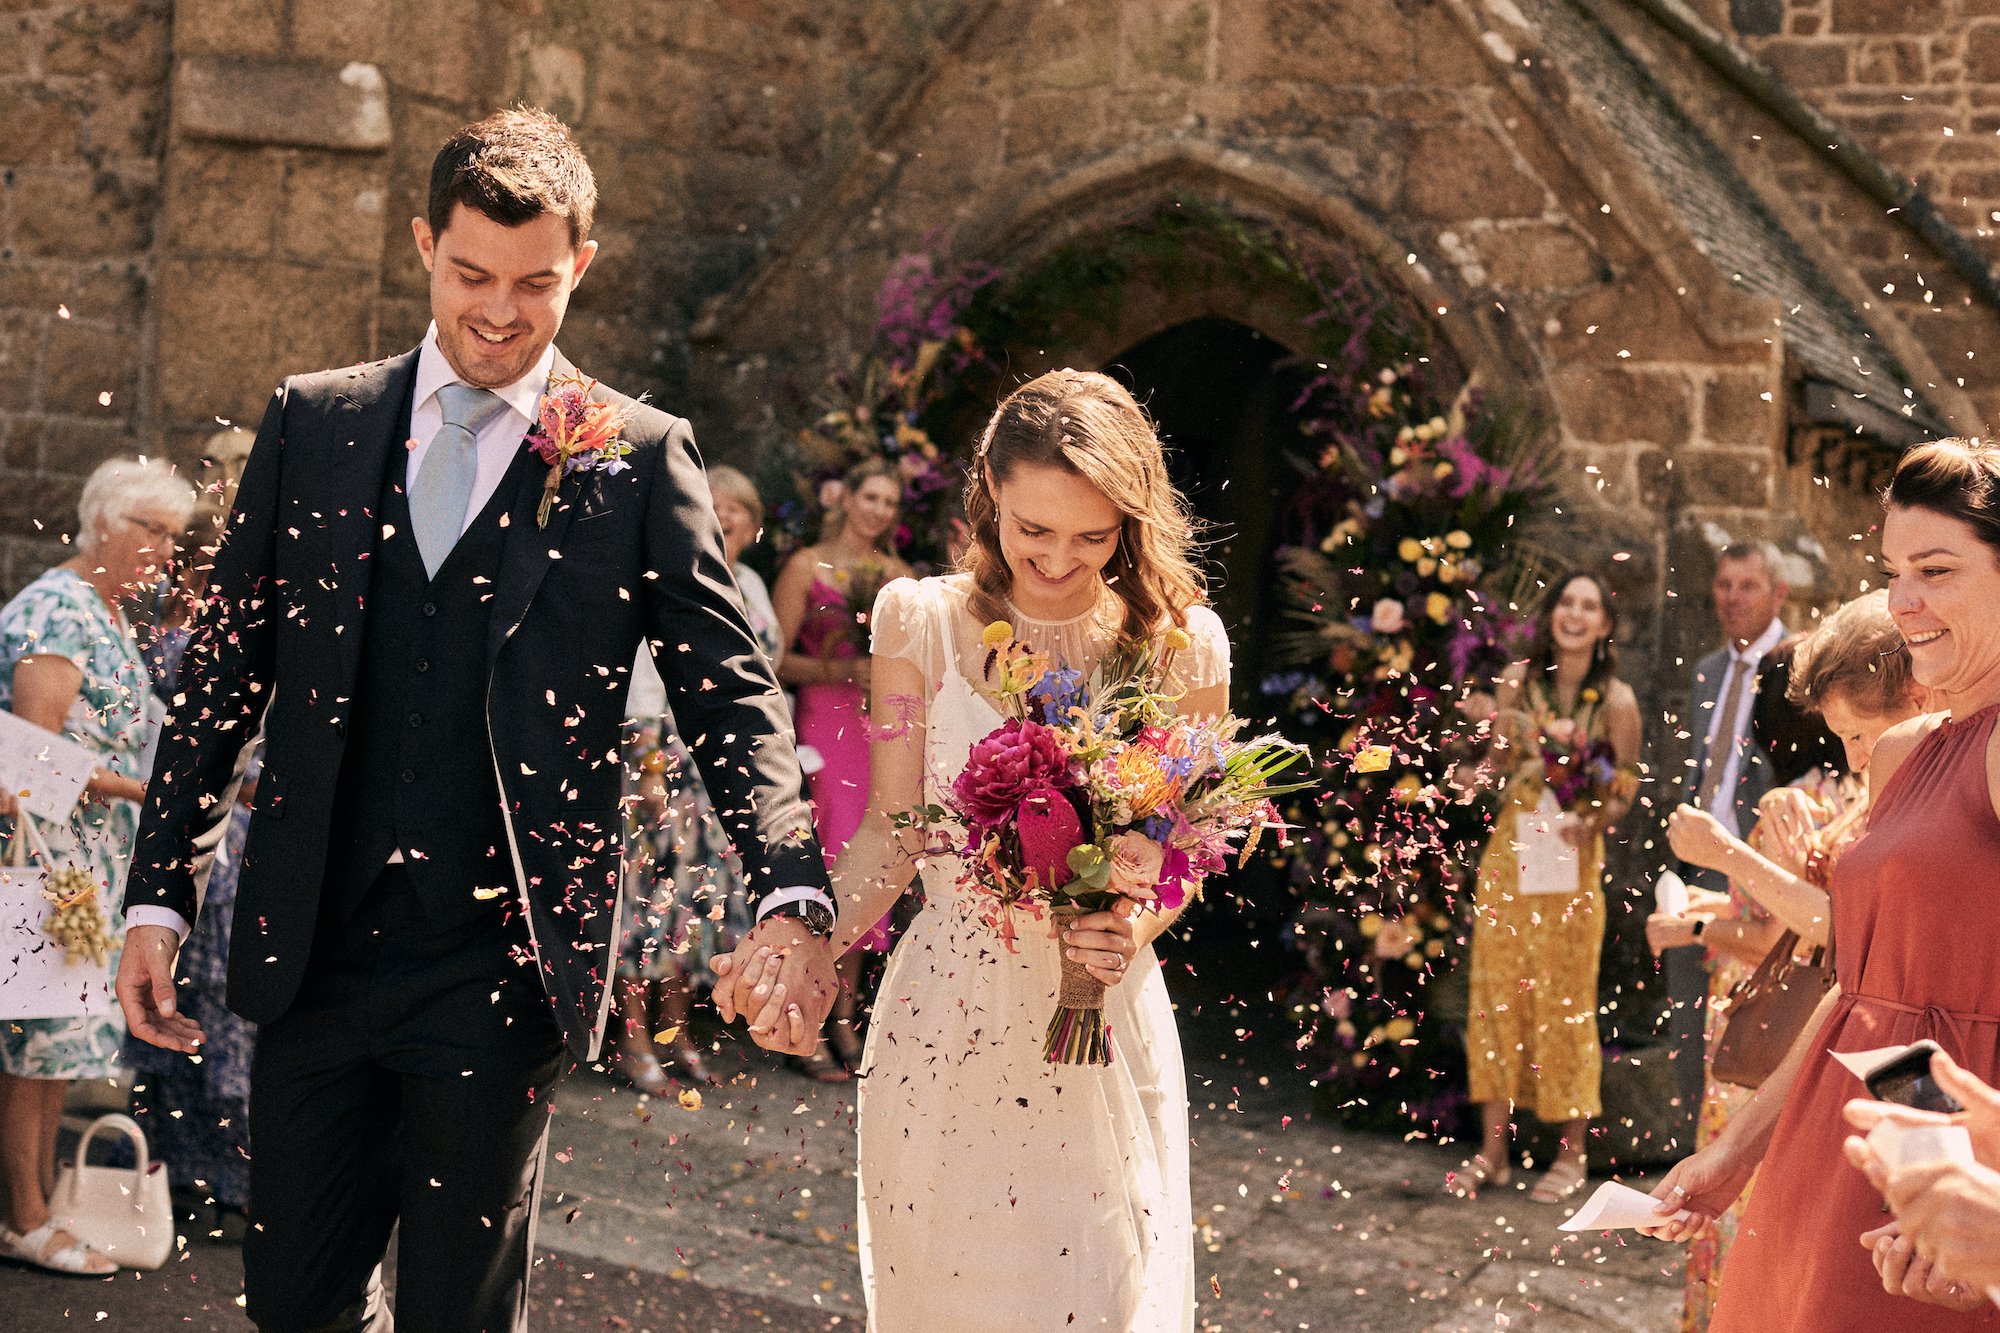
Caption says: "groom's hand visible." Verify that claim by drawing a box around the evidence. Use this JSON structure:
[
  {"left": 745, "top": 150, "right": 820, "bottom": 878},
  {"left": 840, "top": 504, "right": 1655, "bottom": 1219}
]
[
  {"left": 714, "top": 916, "right": 836, "bottom": 1056},
  {"left": 116, "top": 925, "right": 206, "bottom": 1053}
]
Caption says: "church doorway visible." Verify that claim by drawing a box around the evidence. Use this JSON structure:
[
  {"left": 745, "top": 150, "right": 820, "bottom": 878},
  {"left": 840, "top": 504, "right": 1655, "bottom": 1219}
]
[{"left": 1101, "top": 316, "right": 1316, "bottom": 1013}]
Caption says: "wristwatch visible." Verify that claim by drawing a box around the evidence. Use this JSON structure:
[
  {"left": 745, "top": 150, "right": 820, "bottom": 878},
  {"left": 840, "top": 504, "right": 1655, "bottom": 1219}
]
[
  {"left": 767, "top": 897, "right": 836, "bottom": 937},
  {"left": 1691, "top": 918, "right": 1707, "bottom": 941}
]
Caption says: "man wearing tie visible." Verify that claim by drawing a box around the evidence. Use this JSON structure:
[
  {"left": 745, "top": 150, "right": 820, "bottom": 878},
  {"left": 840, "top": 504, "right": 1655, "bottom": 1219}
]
[
  {"left": 1663, "top": 541, "right": 1790, "bottom": 1110},
  {"left": 116, "top": 109, "right": 837, "bottom": 1332},
  {"left": 1686, "top": 543, "right": 1791, "bottom": 856}
]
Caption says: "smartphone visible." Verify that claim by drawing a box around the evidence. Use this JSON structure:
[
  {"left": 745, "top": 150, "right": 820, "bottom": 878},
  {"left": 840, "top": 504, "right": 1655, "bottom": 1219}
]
[{"left": 1863, "top": 1040, "right": 1966, "bottom": 1114}]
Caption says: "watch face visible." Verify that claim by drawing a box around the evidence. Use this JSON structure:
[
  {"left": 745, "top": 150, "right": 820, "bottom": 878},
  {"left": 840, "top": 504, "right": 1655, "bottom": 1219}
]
[{"left": 802, "top": 901, "right": 836, "bottom": 936}]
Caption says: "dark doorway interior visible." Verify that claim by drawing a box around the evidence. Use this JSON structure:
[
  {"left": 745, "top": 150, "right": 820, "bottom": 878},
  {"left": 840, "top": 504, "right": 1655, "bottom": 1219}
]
[{"left": 1101, "top": 317, "right": 1316, "bottom": 1009}]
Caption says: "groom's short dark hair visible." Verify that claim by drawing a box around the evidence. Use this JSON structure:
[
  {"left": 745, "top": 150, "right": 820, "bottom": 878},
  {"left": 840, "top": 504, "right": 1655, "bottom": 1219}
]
[{"left": 428, "top": 107, "right": 597, "bottom": 248}]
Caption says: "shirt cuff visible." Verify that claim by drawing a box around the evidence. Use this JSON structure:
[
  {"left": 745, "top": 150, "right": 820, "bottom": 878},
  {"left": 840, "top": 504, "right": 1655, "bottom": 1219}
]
[
  {"left": 125, "top": 905, "right": 191, "bottom": 943},
  {"left": 755, "top": 884, "right": 835, "bottom": 921}
]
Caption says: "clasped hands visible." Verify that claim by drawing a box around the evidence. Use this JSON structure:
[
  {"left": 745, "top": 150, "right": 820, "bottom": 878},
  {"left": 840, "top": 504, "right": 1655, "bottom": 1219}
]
[{"left": 712, "top": 896, "right": 1156, "bottom": 1055}]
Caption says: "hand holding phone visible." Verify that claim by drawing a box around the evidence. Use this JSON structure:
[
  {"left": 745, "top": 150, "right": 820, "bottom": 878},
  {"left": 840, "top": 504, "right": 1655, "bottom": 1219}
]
[{"left": 1865, "top": 1041, "right": 1968, "bottom": 1115}]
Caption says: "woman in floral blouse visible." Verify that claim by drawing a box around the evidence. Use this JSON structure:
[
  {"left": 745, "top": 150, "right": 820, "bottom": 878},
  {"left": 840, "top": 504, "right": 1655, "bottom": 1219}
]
[{"left": 0, "top": 457, "right": 193, "bottom": 1276}]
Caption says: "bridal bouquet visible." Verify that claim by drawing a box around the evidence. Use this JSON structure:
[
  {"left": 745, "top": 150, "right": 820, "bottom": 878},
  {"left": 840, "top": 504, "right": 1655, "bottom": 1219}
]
[{"left": 922, "top": 620, "right": 1312, "bottom": 1065}]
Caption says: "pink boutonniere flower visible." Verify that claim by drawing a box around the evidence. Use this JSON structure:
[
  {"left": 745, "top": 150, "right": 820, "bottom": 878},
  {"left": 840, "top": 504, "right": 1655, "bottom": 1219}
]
[{"left": 527, "top": 371, "right": 636, "bottom": 527}]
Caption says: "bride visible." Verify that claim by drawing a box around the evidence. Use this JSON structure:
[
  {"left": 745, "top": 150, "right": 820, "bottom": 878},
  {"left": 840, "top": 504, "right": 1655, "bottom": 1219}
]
[{"left": 819, "top": 369, "right": 1225, "bottom": 1330}]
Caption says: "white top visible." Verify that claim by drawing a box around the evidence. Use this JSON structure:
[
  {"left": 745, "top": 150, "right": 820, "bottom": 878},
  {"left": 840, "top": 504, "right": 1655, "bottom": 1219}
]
[
  {"left": 405, "top": 322, "right": 557, "bottom": 530},
  {"left": 1701, "top": 615, "right": 1787, "bottom": 838}
]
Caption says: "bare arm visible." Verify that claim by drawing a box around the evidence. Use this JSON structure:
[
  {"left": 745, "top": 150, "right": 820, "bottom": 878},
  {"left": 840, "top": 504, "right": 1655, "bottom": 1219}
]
[
  {"left": 10, "top": 655, "right": 144, "bottom": 804},
  {"left": 772, "top": 551, "right": 842, "bottom": 689},
  {"left": 828, "top": 649, "right": 928, "bottom": 955},
  {"left": 1596, "top": 679, "right": 1643, "bottom": 830}
]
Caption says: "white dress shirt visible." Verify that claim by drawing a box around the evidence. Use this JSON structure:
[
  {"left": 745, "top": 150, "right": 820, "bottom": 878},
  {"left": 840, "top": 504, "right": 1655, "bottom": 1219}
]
[{"left": 1701, "top": 615, "right": 1787, "bottom": 838}]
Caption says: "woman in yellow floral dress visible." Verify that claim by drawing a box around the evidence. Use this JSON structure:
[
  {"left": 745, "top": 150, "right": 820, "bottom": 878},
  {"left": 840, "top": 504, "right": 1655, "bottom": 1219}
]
[{"left": 1457, "top": 572, "right": 1641, "bottom": 1204}]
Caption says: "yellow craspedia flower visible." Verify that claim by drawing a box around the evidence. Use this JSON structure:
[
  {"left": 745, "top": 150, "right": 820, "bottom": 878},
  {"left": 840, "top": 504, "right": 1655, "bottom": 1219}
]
[
  {"left": 1354, "top": 744, "right": 1392, "bottom": 773},
  {"left": 1397, "top": 537, "right": 1423, "bottom": 563},
  {"left": 1445, "top": 529, "right": 1472, "bottom": 550},
  {"left": 982, "top": 620, "right": 1014, "bottom": 648},
  {"left": 1164, "top": 626, "right": 1192, "bottom": 652},
  {"left": 1426, "top": 591, "right": 1452, "bottom": 623}
]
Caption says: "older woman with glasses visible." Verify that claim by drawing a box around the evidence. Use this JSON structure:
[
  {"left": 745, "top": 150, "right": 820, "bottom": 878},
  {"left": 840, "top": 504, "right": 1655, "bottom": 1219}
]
[{"left": 0, "top": 456, "right": 193, "bottom": 1276}]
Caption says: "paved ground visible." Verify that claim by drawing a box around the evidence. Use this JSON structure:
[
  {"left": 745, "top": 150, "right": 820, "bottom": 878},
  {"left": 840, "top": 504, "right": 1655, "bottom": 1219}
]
[{"left": 0, "top": 983, "right": 1684, "bottom": 1331}]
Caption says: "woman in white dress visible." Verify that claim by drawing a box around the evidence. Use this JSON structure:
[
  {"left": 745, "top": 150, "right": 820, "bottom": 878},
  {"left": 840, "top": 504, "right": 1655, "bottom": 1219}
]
[{"left": 823, "top": 369, "right": 1229, "bottom": 1331}]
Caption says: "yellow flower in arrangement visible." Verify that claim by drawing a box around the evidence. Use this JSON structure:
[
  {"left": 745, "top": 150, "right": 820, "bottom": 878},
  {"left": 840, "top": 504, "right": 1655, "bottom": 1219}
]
[
  {"left": 1163, "top": 626, "right": 1193, "bottom": 652},
  {"left": 1354, "top": 744, "right": 1392, "bottom": 773},
  {"left": 1397, "top": 536, "right": 1424, "bottom": 563},
  {"left": 1445, "top": 529, "right": 1473, "bottom": 550},
  {"left": 982, "top": 620, "right": 1014, "bottom": 649},
  {"left": 1110, "top": 744, "right": 1184, "bottom": 817},
  {"left": 1426, "top": 591, "right": 1453, "bottom": 623},
  {"left": 1436, "top": 561, "right": 1457, "bottom": 585},
  {"left": 1416, "top": 556, "right": 1438, "bottom": 578},
  {"left": 1384, "top": 1016, "right": 1416, "bottom": 1042},
  {"left": 1581, "top": 686, "right": 1601, "bottom": 705}
]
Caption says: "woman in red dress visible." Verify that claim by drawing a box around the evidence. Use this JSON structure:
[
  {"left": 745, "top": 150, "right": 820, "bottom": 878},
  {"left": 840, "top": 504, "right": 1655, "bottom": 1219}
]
[{"left": 1643, "top": 437, "right": 2000, "bottom": 1328}]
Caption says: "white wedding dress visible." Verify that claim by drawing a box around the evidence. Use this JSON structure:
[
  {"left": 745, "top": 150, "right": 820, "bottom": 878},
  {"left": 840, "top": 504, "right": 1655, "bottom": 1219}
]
[{"left": 857, "top": 574, "right": 1227, "bottom": 1332}]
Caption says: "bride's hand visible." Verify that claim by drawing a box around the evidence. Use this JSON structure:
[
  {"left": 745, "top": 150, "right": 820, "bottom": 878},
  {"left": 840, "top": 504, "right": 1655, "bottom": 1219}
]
[{"left": 1056, "top": 899, "right": 1142, "bottom": 987}]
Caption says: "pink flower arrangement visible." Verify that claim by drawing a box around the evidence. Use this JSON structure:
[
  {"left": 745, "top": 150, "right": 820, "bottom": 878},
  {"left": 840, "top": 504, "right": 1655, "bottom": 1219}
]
[{"left": 917, "top": 621, "right": 1312, "bottom": 1064}]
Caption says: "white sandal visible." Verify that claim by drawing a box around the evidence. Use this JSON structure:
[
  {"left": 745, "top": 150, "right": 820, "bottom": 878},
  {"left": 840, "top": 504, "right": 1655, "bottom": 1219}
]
[{"left": 0, "top": 1221, "right": 117, "bottom": 1277}]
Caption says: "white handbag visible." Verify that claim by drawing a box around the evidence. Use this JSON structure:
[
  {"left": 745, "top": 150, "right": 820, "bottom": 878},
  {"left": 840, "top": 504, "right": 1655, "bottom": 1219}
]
[
  {"left": 0, "top": 814, "right": 115, "bottom": 1019},
  {"left": 49, "top": 1113, "right": 175, "bottom": 1270}
]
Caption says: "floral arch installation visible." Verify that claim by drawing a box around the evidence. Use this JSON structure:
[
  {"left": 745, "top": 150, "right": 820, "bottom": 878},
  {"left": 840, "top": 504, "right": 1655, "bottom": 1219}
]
[{"left": 778, "top": 196, "right": 1567, "bottom": 1133}]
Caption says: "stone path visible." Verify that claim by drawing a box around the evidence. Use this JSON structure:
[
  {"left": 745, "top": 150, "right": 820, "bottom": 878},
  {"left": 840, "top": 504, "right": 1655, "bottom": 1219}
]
[{"left": 1, "top": 998, "right": 1685, "bottom": 1331}]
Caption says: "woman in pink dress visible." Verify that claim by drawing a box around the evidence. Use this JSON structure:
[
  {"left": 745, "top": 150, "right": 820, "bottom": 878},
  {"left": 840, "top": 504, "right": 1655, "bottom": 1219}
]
[
  {"left": 774, "top": 458, "right": 911, "bottom": 1077},
  {"left": 1644, "top": 437, "right": 2000, "bottom": 1329}
]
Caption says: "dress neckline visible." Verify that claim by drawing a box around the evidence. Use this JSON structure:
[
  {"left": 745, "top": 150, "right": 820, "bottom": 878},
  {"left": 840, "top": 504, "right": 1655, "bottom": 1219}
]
[{"left": 1005, "top": 582, "right": 1111, "bottom": 629}]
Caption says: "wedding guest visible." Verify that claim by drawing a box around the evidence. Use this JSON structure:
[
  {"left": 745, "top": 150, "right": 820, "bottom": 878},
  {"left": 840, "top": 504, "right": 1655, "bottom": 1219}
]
[
  {"left": 124, "top": 433, "right": 260, "bottom": 1242},
  {"left": 1844, "top": 1048, "right": 2000, "bottom": 1306},
  {"left": 1652, "top": 591, "right": 1919, "bottom": 1329},
  {"left": 1665, "top": 543, "right": 1792, "bottom": 1113},
  {"left": 614, "top": 466, "right": 778, "bottom": 1093},
  {"left": 1455, "top": 571, "right": 1641, "bottom": 1203},
  {"left": 0, "top": 456, "right": 193, "bottom": 1276},
  {"left": 1646, "top": 438, "right": 2000, "bottom": 1331},
  {"left": 772, "top": 457, "right": 912, "bottom": 1078}
]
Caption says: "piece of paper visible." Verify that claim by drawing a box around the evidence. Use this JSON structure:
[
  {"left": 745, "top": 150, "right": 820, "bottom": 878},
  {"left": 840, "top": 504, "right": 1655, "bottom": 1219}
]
[
  {"left": 1515, "top": 789, "right": 1579, "bottom": 896},
  {"left": 1654, "top": 869, "right": 1689, "bottom": 918},
  {"left": 0, "top": 710, "right": 93, "bottom": 823},
  {"left": 1868, "top": 1120, "right": 1975, "bottom": 1170},
  {"left": 0, "top": 866, "right": 114, "bottom": 1019},
  {"left": 1558, "top": 1179, "right": 1687, "bottom": 1233},
  {"left": 1833, "top": 1046, "right": 1913, "bottom": 1084}
]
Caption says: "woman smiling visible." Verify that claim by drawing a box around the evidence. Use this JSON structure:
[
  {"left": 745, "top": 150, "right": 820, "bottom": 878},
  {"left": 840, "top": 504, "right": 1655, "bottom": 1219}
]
[{"left": 1647, "top": 438, "right": 2000, "bottom": 1330}]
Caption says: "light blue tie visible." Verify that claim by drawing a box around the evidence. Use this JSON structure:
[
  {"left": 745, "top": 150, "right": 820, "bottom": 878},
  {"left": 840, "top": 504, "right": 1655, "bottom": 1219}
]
[{"left": 410, "top": 383, "right": 508, "bottom": 577}]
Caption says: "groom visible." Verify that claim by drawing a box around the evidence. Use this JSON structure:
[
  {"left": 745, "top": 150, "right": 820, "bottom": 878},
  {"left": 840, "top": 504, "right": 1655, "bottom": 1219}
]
[{"left": 119, "top": 109, "right": 836, "bottom": 1332}]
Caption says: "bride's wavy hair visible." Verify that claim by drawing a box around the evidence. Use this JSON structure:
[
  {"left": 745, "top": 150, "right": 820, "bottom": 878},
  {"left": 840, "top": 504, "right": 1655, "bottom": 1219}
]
[{"left": 960, "top": 369, "right": 1207, "bottom": 641}]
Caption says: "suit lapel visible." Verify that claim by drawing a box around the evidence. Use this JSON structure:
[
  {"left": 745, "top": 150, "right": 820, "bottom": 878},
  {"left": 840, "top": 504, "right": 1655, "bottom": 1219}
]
[
  {"left": 321, "top": 350, "right": 420, "bottom": 701},
  {"left": 487, "top": 350, "right": 598, "bottom": 668}
]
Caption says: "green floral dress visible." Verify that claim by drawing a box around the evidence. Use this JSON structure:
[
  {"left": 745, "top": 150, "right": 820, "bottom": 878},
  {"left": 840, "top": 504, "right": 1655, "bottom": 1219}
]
[{"left": 0, "top": 567, "right": 144, "bottom": 1079}]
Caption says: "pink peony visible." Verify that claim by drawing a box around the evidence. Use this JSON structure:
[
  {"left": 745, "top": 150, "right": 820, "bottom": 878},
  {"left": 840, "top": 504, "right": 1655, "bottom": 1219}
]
[
  {"left": 951, "top": 719, "right": 1071, "bottom": 828},
  {"left": 1016, "top": 788, "right": 1084, "bottom": 889},
  {"left": 1105, "top": 831, "right": 1168, "bottom": 899},
  {"left": 1370, "top": 598, "right": 1407, "bottom": 635}
]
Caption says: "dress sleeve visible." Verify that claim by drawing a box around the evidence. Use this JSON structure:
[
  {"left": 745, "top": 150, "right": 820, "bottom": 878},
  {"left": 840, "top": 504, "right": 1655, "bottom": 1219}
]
[
  {"left": 869, "top": 577, "right": 938, "bottom": 684},
  {"left": 1173, "top": 604, "right": 1232, "bottom": 694},
  {"left": 12, "top": 584, "right": 99, "bottom": 675}
]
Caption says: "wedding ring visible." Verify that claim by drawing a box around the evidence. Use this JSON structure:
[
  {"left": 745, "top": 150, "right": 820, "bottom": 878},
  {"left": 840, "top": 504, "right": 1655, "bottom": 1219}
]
[{"left": 1669, "top": 1185, "right": 1687, "bottom": 1197}]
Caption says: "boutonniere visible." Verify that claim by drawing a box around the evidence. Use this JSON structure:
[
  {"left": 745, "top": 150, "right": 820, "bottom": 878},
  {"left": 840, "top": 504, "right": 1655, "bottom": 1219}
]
[{"left": 527, "top": 371, "right": 637, "bottom": 527}]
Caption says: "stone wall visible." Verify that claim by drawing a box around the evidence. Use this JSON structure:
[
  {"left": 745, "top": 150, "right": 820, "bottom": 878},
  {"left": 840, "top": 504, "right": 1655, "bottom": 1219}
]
[
  {"left": 1689, "top": 0, "right": 2000, "bottom": 423},
  {"left": 0, "top": 0, "right": 170, "bottom": 590}
]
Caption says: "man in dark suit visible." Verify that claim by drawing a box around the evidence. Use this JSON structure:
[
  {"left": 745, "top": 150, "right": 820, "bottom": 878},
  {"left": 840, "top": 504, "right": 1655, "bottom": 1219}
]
[{"left": 117, "top": 109, "right": 836, "bottom": 1333}]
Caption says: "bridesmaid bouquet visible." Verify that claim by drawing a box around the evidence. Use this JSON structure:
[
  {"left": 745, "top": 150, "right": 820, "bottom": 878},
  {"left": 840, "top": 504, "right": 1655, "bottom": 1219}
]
[
  {"left": 922, "top": 620, "right": 1311, "bottom": 1065},
  {"left": 1532, "top": 716, "right": 1633, "bottom": 815}
]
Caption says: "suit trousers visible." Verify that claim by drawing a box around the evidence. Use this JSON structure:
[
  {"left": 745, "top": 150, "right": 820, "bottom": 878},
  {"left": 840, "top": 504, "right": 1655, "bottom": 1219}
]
[{"left": 242, "top": 864, "right": 568, "bottom": 1333}]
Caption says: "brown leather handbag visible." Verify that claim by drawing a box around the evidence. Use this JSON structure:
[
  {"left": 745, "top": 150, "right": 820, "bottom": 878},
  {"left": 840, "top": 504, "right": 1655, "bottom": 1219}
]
[{"left": 1710, "top": 930, "right": 1834, "bottom": 1090}]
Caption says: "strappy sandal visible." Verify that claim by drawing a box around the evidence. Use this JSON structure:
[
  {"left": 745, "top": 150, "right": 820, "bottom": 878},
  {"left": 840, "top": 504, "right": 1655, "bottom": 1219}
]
[
  {"left": 0, "top": 1221, "right": 116, "bottom": 1277},
  {"left": 1530, "top": 1157, "right": 1589, "bottom": 1205},
  {"left": 1448, "top": 1153, "right": 1511, "bottom": 1199},
  {"left": 617, "top": 1045, "right": 677, "bottom": 1099}
]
